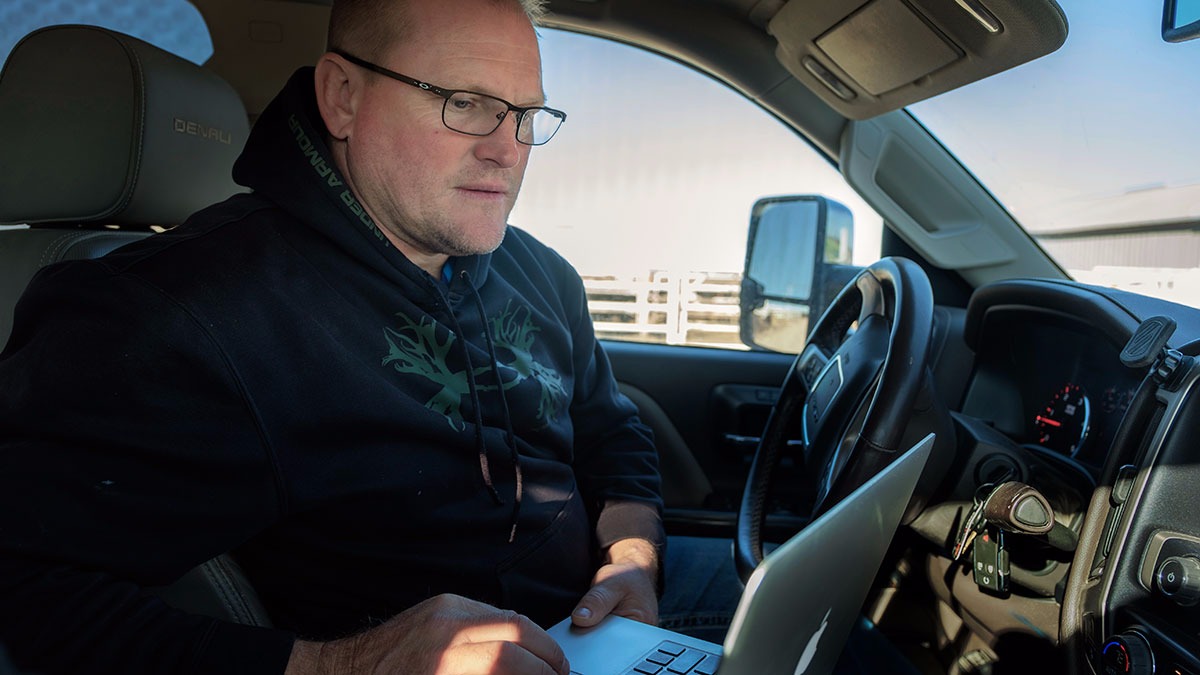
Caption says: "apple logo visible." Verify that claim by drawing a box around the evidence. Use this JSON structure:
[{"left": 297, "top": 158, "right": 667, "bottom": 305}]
[{"left": 794, "top": 608, "right": 833, "bottom": 675}]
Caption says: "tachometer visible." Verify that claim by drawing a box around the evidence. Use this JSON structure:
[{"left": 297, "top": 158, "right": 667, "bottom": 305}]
[{"left": 1034, "top": 383, "right": 1091, "bottom": 456}]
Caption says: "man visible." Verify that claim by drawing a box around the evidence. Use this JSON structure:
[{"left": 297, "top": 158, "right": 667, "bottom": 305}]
[{"left": 0, "top": 0, "right": 663, "bottom": 673}]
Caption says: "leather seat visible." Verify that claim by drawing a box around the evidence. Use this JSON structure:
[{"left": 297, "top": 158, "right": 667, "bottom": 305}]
[{"left": 0, "top": 24, "right": 271, "bottom": 627}]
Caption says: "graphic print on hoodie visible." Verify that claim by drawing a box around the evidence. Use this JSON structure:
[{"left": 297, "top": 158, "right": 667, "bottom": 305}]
[{"left": 383, "top": 301, "right": 568, "bottom": 432}]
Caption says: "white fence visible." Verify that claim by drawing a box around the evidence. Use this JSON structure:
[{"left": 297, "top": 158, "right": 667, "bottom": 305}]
[{"left": 582, "top": 271, "right": 746, "bottom": 349}]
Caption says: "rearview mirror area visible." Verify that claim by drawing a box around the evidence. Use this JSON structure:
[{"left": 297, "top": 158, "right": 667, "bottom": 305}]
[{"left": 1163, "top": 0, "right": 1200, "bottom": 42}]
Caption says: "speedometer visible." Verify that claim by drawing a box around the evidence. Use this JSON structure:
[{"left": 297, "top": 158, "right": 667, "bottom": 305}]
[{"left": 1034, "top": 383, "right": 1091, "bottom": 456}]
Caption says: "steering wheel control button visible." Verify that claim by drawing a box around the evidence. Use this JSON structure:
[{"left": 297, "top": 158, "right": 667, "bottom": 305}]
[
  {"left": 1156, "top": 556, "right": 1200, "bottom": 605},
  {"left": 806, "top": 355, "right": 843, "bottom": 425},
  {"left": 1101, "top": 632, "right": 1155, "bottom": 675}
]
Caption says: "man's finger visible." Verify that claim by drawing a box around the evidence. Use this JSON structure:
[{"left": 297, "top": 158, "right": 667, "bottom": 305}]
[{"left": 571, "top": 582, "right": 620, "bottom": 627}]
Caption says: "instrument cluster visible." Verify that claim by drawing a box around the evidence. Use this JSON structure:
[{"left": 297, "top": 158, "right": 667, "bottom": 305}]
[
  {"left": 962, "top": 314, "right": 1143, "bottom": 469},
  {"left": 1030, "top": 380, "right": 1138, "bottom": 460}
]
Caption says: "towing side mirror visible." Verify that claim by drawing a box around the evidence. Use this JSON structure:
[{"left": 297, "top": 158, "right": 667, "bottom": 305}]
[
  {"left": 1163, "top": 0, "right": 1200, "bottom": 42},
  {"left": 739, "top": 195, "right": 855, "bottom": 353}
]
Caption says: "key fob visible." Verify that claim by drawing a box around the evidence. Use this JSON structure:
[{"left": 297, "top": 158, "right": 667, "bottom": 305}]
[{"left": 972, "top": 528, "right": 1009, "bottom": 593}]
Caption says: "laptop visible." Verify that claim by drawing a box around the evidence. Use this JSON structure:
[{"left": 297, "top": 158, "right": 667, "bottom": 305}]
[{"left": 549, "top": 433, "right": 934, "bottom": 675}]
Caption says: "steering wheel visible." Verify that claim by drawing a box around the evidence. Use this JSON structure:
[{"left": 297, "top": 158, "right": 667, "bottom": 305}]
[{"left": 734, "top": 256, "right": 935, "bottom": 582}]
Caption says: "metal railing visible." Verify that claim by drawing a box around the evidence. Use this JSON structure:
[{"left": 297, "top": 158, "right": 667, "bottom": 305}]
[{"left": 582, "top": 270, "right": 746, "bottom": 349}]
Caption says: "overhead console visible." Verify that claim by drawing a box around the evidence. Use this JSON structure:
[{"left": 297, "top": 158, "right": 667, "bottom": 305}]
[{"left": 768, "top": 0, "right": 1068, "bottom": 118}]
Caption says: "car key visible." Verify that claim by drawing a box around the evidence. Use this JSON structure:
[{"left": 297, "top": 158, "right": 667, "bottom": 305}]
[
  {"left": 953, "top": 483, "right": 996, "bottom": 560},
  {"left": 953, "top": 502, "right": 985, "bottom": 561}
]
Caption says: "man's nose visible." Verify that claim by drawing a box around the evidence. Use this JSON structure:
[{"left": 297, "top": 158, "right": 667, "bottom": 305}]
[{"left": 473, "top": 113, "right": 523, "bottom": 168}]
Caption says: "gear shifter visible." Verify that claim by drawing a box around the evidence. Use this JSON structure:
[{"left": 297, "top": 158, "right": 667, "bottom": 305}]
[{"left": 981, "top": 481, "right": 1078, "bottom": 551}]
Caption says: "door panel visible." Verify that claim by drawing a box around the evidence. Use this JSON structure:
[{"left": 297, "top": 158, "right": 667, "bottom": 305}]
[{"left": 603, "top": 341, "right": 799, "bottom": 536}]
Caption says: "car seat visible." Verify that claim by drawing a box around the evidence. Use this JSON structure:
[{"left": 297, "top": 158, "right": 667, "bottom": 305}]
[{"left": 0, "top": 24, "right": 271, "bottom": 628}]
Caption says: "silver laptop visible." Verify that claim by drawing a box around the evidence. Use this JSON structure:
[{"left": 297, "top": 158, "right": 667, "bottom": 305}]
[{"left": 549, "top": 433, "right": 934, "bottom": 675}]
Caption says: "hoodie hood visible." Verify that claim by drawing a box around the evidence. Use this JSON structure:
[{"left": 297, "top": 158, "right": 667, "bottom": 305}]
[{"left": 232, "top": 67, "right": 492, "bottom": 300}]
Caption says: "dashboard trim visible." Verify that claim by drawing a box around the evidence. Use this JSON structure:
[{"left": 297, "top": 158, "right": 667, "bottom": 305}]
[
  {"left": 1096, "top": 363, "right": 1200, "bottom": 645},
  {"left": 965, "top": 280, "right": 1141, "bottom": 353}
]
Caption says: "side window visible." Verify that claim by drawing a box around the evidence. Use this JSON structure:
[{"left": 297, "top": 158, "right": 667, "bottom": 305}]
[{"left": 510, "top": 29, "right": 883, "bottom": 352}]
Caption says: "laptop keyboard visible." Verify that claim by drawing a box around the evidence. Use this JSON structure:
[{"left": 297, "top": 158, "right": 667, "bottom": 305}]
[{"left": 626, "top": 640, "right": 721, "bottom": 675}]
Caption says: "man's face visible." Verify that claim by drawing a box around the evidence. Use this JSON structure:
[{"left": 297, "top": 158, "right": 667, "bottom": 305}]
[{"left": 340, "top": 0, "right": 543, "bottom": 262}]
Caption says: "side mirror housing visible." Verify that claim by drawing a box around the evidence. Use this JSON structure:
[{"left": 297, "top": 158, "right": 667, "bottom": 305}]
[{"left": 740, "top": 195, "right": 855, "bottom": 352}]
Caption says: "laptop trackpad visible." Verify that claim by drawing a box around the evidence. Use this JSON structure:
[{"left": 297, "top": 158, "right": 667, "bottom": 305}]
[{"left": 549, "top": 615, "right": 722, "bottom": 675}]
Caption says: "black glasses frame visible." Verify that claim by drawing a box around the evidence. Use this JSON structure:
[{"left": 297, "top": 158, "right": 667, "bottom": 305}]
[{"left": 332, "top": 49, "right": 566, "bottom": 146}]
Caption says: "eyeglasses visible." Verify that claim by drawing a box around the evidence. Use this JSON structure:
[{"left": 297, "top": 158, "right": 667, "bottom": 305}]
[{"left": 332, "top": 49, "right": 566, "bottom": 146}]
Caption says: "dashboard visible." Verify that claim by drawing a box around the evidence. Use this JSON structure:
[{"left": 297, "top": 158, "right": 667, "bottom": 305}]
[
  {"left": 960, "top": 312, "right": 1144, "bottom": 471},
  {"left": 920, "top": 278, "right": 1200, "bottom": 674}
]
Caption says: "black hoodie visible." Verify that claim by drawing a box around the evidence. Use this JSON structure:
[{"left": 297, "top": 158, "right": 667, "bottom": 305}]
[{"left": 0, "top": 68, "right": 663, "bottom": 674}]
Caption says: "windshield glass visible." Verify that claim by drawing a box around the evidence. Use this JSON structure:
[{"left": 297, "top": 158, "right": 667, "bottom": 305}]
[{"left": 909, "top": 0, "right": 1200, "bottom": 306}]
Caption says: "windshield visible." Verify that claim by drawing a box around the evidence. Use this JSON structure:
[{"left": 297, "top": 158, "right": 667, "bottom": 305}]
[{"left": 909, "top": 0, "right": 1200, "bottom": 306}]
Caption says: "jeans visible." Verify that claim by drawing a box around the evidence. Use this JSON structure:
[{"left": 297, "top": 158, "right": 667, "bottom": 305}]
[{"left": 658, "top": 535, "right": 744, "bottom": 645}]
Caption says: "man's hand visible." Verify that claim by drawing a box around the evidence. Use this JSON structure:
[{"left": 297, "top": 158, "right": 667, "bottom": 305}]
[
  {"left": 570, "top": 537, "right": 660, "bottom": 628},
  {"left": 285, "top": 594, "right": 569, "bottom": 675}
]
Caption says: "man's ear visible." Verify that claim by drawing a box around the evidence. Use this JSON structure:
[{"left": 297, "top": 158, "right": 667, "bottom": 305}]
[{"left": 314, "top": 53, "right": 359, "bottom": 140}]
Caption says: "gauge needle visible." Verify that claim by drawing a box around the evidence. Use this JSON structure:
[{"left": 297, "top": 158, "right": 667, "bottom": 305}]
[{"left": 1036, "top": 416, "right": 1062, "bottom": 428}]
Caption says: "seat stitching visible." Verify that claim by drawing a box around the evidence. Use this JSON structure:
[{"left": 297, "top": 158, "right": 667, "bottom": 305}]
[
  {"left": 41, "top": 233, "right": 85, "bottom": 267},
  {"left": 200, "top": 559, "right": 250, "bottom": 624}
]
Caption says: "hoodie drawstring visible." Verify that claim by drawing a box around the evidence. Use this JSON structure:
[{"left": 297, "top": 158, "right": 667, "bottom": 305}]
[
  {"left": 463, "top": 270, "right": 524, "bottom": 544},
  {"left": 463, "top": 267, "right": 525, "bottom": 540},
  {"left": 424, "top": 275, "right": 504, "bottom": 507},
  {"left": 427, "top": 268, "right": 524, "bottom": 544},
  {"left": 447, "top": 306, "right": 505, "bottom": 507}
]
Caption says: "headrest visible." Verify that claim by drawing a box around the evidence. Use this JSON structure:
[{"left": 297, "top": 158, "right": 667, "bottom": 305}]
[{"left": 0, "top": 25, "right": 249, "bottom": 227}]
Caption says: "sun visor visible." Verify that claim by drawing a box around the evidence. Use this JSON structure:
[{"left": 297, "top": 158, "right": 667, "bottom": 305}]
[{"left": 769, "top": 0, "right": 1067, "bottom": 119}]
